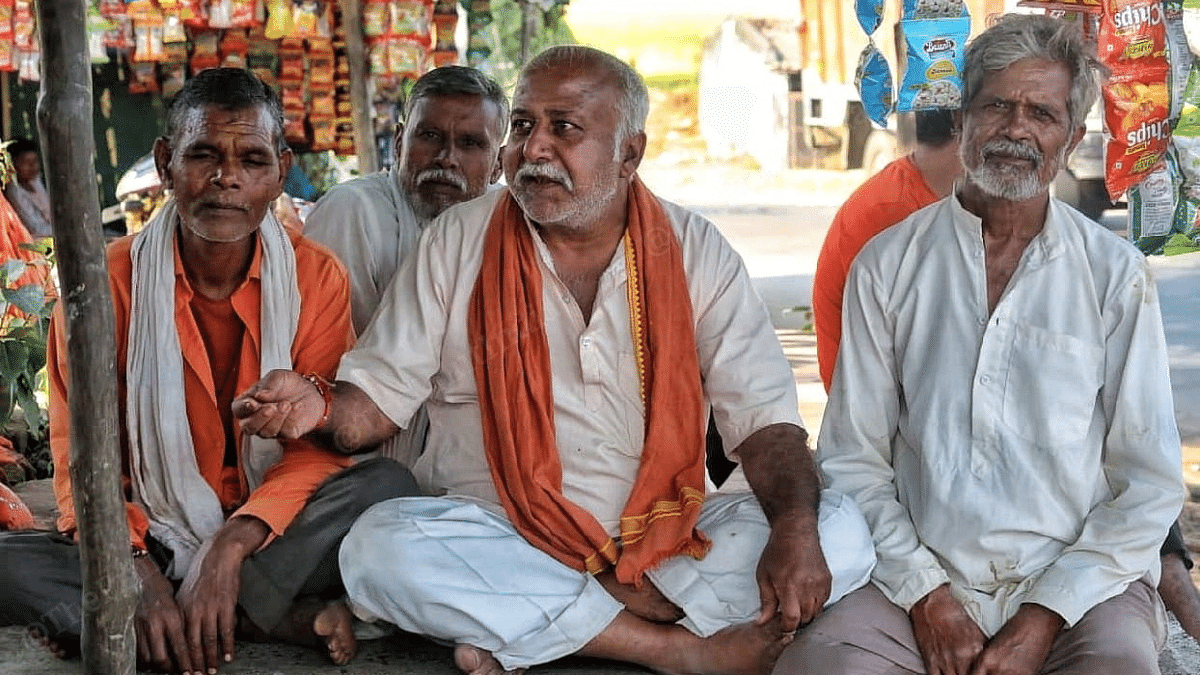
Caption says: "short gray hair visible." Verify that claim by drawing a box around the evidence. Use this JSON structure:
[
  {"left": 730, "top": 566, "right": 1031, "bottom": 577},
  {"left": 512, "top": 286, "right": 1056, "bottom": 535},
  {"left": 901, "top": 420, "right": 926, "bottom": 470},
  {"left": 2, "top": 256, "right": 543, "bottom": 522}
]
[
  {"left": 166, "top": 67, "right": 286, "bottom": 153},
  {"left": 404, "top": 65, "right": 509, "bottom": 139},
  {"left": 962, "top": 13, "right": 1103, "bottom": 130},
  {"left": 523, "top": 45, "right": 650, "bottom": 144}
]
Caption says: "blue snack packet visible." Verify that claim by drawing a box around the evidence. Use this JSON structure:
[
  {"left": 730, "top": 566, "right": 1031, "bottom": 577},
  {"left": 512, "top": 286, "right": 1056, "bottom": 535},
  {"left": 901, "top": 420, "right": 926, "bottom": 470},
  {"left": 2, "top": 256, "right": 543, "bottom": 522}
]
[
  {"left": 898, "top": 16, "right": 970, "bottom": 112},
  {"left": 857, "top": 0, "right": 884, "bottom": 35},
  {"left": 856, "top": 42, "right": 894, "bottom": 127}
]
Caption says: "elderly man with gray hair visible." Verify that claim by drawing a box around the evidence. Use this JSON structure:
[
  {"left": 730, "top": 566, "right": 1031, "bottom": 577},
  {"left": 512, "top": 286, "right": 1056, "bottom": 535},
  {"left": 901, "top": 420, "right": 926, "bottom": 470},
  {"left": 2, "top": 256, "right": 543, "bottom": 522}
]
[
  {"left": 235, "top": 45, "right": 876, "bottom": 675},
  {"left": 777, "top": 14, "right": 1184, "bottom": 675}
]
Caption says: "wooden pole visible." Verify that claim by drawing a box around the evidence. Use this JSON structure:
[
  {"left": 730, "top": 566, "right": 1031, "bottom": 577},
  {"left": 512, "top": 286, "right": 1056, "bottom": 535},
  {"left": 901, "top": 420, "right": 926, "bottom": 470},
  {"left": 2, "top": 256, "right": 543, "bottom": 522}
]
[
  {"left": 36, "top": 1, "right": 136, "bottom": 673},
  {"left": 343, "top": 0, "right": 378, "bottom": 173},
  {"left": 520, "top": 0, "right": 538, "bottom": 65}
]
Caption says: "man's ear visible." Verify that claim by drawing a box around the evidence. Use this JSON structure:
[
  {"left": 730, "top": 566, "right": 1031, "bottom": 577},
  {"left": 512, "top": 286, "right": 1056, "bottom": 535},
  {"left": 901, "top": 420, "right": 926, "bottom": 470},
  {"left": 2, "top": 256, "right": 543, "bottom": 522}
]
[
  {"left": 619, "top": 132, "right": 647, "bottom": 179},
  {"left": 152, "top": 137, "right": 173, "bottom": 190},
  {"left": 1065, "top": 123, "right": 1086, "bottom": 157},
  {"left": 276, "top": 147, "right": 294, "bottom": 194}
]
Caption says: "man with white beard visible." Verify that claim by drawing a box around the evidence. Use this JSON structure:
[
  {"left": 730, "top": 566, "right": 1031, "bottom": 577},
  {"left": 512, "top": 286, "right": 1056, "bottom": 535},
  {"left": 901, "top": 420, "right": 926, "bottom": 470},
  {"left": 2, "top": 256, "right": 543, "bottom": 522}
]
[
  {"left": 777, "top": 14, "right": 1184, "bottom": 675},
  {"left": 305, "top": 66, "right": 507, "bottom": 335}
]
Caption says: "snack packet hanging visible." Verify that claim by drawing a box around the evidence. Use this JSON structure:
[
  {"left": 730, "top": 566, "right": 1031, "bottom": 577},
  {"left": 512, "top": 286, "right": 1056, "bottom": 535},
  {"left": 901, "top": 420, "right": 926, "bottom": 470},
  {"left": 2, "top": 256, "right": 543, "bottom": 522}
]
[
  {"left": 1099, "top": 0, "right": 1171, "bottom": 199},
  {"left": 1165, "top": 0, "right": 1191, "bottom": 121},
  {"left": 1127, "top": 147, "right": 1178, "bottom": 253},
  {"left": 902, "top": 0, "right": 967, "bottom": 19},
  {"left": 856, "top": 0, "right": 884, "bottom": 35},
  {"left": 898, "top": 16, "right": 969, "bottom": 112},
  {"left": 855, "top": 42, "right": 894, "bottom": 127},
  {"left": 1172, "top": 57, "right": 1200, "bottom": 185}
]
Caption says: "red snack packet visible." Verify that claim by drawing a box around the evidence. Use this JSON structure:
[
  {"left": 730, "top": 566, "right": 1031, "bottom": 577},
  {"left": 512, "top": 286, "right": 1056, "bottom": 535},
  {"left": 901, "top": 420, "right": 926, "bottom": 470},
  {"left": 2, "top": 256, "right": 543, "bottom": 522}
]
[{"left": 1099, "top": 0, "right": 1171, "bottom": 200}]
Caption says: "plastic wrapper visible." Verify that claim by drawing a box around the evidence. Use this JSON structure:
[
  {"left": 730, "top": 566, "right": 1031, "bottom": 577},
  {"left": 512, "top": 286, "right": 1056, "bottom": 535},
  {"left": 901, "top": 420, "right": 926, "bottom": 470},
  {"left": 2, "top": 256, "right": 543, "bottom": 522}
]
[
  {"left": 1100, "top": 0, "right": 1172, "bottom": 199},
  {"left": 855, "top": 42, "right": 894, "bottom": 127},
  {"left": 1183, "top": 0, "right": 1200, "bottom": 57},
  {"left": 1165, "top": 0, "right": 1191, "bottom": 121},
  {"left": 898, "top": 16, "right": 969, "bottom": 112},
  {"left": 1127, "top": 149, "right": 1178, "bottom": 253},
  {"left": 363, "top": 0, "right": 389, "bottom": 36},
  {"left": 902, "top": 0, "right": 967, "bottom": 19},
  {"left": 856, "top": 0, "right": 883, "bottom": 35},
  {"left": 392, "top": 0, "right": 431, "bottom": 39}
]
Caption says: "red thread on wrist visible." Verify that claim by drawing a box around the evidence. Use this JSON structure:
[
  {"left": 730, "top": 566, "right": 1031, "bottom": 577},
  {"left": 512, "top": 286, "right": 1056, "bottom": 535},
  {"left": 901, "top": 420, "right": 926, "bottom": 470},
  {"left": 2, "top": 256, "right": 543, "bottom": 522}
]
[{"left": 302, "top": 373, "right": 334, "bottom": 431}]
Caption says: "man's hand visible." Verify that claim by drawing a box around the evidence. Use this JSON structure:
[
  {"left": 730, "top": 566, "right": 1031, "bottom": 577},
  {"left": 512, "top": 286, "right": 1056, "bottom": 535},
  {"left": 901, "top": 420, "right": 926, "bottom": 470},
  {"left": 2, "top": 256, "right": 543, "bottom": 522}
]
[
  {"left": 910, "top": 584, "right": 987, "bottom": 675},
  {"left": 134, "top": 555, "right": 195, "bottom": 674},
  {"left": 232, "top": 369, "right": 324, "bottom": 440},
  {"left": 754, "top": 513, "right": 831, "bottom": 632},
  {"left": 968, "top": 604, "right": 1063, "bottom": 675},
  {"left": 176, "top": 517, "right": 270, "bottom": 674}
]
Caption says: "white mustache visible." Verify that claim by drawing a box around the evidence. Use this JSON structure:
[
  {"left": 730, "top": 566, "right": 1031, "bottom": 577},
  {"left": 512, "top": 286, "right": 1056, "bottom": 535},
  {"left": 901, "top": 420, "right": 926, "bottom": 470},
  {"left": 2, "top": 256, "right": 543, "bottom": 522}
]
[
  {"left": 514, "top": 163, "right": 574, "bottom": 192},
  {"left": 415, "top": 168, "right": 468, "bottom": 191},
  {"left": 982, "top": 139, "right": 1042, "bottom": 165}
]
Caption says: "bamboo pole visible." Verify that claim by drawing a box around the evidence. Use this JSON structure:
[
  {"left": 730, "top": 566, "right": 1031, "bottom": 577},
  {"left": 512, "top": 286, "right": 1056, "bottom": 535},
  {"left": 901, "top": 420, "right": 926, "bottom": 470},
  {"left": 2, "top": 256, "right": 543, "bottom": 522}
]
[
  {"left": 36, "top": 0, "right": 136, "bottom": 673},
  {"left": 343, "top": 0, "right": 378, "bottom": 173}
]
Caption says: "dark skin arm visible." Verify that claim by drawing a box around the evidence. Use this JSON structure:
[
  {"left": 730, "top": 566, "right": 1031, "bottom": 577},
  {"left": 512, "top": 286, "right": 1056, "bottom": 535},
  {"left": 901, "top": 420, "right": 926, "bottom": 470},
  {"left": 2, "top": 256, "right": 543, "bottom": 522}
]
[
  {"left": 175, "top": 515, "right": 270, "bottom": 674},
  {"left": 232, "top": 369, "right": 398, "bottom": 453},
  {"left": 134, "top": 554, "right": 195, "bottom": 674},
  {"left": 968, "top": 603, "right": 1063, "bottom": 675},
  {"left": 910, "top": 584, "right": 988, "bottom": 675},
  {"left": 737, "top": 422, "right": 831, "bottom": 633}
]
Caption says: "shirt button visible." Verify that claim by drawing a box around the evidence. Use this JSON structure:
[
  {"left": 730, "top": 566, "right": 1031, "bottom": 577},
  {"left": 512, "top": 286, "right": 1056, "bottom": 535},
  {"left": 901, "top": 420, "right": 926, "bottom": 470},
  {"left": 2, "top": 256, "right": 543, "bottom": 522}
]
[
  {"left": 980, "top": 375, "right": 991, "bottom": 384},
  {"left": 977, "top": 316, "right": 987, "bottom": 325},
  {"left": 581, "top": 337, "right": 592, "bottom": 348}
]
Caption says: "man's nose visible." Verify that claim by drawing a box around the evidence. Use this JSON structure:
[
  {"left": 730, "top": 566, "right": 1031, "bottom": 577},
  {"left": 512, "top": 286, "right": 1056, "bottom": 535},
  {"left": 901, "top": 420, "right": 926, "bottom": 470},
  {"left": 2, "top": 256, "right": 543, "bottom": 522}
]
[
  {"left": 210, "top": 159, "right": 242, "bottom": 188},
  {"left": 521, "top": 123, "right": 554, "bottom": 163},
  {"left": 433, "top": 141, "right": 459, "bottom": 168}
]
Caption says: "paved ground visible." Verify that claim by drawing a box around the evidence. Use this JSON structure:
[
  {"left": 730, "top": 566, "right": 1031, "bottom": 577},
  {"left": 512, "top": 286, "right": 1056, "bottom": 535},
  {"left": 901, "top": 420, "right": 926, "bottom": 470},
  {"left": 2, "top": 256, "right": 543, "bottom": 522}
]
[{"left": 4, "top": 163, "right": 1199, "bottom": 674}]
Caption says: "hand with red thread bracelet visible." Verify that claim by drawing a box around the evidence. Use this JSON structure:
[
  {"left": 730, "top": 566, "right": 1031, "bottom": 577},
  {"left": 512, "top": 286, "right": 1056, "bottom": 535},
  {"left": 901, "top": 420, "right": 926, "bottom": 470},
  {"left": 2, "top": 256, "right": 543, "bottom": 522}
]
[{"left": 301, "top": 373, "right": 334, "bottom": 432}]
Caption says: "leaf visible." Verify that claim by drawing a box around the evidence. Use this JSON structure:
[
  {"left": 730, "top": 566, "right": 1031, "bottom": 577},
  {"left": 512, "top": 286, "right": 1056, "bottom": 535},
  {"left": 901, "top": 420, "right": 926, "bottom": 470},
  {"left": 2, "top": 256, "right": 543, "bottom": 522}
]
[
  {"left": 1, "top": 259, "right": 24, "bottom": 283},
  {"left": 15, "top": 373, "right": 41, "bottom": 429},
  {"left": 3, "top": 284, "right": 45, "bottom": 315}
]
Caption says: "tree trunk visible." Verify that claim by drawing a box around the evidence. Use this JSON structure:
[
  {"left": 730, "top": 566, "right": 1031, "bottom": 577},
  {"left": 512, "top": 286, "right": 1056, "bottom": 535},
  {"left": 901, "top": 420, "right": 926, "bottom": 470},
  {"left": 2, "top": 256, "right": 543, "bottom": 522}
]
[
  {"left": 343, "top": 0, "right": 378, "bottom": 174},
  {"left": 36, "top": 1, "right": 136, "bottom": 673}
]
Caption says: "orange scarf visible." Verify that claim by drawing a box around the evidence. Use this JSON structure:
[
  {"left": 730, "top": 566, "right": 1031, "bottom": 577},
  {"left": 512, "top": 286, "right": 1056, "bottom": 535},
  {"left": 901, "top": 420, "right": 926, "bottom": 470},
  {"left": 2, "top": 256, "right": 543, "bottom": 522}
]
[{"left": 468, "top": 177, "right": 710, "bottom": 586}]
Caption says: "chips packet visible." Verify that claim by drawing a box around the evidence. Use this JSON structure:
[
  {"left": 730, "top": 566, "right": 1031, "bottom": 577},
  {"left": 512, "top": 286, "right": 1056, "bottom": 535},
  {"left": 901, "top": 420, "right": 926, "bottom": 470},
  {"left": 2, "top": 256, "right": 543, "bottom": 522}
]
[
  {"left": 898, "top": 16, "right": 969, "bottom": 112},
  {"left": 856, "top": 42, "right": 894, "bottom": 127}
]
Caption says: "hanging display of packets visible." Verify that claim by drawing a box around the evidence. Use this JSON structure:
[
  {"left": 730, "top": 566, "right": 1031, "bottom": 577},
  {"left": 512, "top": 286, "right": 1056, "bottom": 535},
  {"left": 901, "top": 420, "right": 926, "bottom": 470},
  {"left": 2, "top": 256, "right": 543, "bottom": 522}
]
[
  {"left": 854, "top": 0, "right": 894, "bottom": 127},
  {"left": 462, "top": 0, "right": 491, "bottom": 65},
  {"left": 432, "top": 0, "right": 458, "bottom": 67}
]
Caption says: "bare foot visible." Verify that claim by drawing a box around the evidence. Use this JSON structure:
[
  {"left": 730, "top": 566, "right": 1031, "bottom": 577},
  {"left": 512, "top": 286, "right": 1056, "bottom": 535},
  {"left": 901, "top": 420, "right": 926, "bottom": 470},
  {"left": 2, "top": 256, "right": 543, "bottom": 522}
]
[
  {"left": 266, "top": 596, "right": 358, "bottom": 665},
  {"left": 26, "top": 626, "right": 79, "bottom": 660},
  {"left": 665, "top": 616, "right": 793, "bottom": 675},
  {"left": 596, "top": 570, "right": 685, "bottom": 623},
  {"left": 453, "top": 644, "right": 527, "bottom": 675},
  {"left": 313, "top": 599, "right": 357, "bottom": 666}
]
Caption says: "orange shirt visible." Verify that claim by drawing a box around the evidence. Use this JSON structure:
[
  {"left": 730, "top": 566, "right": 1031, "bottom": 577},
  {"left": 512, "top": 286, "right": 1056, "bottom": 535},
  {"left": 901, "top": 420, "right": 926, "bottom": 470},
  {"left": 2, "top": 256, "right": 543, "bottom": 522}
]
[
  {"left": 49, "top": 226, "right": 355, "bottom": 550},
  {"left": 813, "top": 155, "right": 939, "bottom": 392},
  {"left": 0, "top": 191, "right": 52, "bottom": 315}
]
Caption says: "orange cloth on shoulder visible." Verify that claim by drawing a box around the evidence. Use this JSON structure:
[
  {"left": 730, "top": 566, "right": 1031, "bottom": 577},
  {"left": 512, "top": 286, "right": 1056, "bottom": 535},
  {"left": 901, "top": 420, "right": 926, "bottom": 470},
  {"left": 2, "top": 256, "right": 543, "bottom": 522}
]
[{"left": 468, "top": 177, "right": 710, "bottom": 587}]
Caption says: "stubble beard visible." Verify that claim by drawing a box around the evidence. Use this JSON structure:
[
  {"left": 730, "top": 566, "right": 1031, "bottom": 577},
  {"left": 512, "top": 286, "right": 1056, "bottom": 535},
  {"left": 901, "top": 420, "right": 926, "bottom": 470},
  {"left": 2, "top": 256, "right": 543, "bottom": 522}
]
[
  {"left": 511, "top": 161, "right": 621, "bottom": 231},
  {"left": 963, "top": 138, "right": 1066, "bottom": 202}
]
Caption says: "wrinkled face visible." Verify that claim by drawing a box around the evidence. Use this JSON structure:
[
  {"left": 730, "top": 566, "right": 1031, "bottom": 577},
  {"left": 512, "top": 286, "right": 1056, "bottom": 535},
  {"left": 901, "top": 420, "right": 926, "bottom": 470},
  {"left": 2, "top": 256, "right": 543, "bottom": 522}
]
[
  {"left": 502, "top": 64, "right": 629, "bottom": 230},
  {"left": 154, "top": 104, "right": 290, "bottom": 244},
  {"left": 13, "top": 151, "right": 39, "bottom": 186},
  {"left": 397, "top": 93, "right": 504, "bottom": 224},
  {"left": 959, "top": 58, "right": 1082, "bottom": 202}
]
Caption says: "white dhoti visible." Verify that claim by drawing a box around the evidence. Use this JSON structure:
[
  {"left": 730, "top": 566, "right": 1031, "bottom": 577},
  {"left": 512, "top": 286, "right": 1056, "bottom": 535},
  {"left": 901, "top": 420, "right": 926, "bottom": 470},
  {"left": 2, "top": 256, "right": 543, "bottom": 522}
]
[{"left": 338, "top": 489, "right": 875, "bottom": 670}]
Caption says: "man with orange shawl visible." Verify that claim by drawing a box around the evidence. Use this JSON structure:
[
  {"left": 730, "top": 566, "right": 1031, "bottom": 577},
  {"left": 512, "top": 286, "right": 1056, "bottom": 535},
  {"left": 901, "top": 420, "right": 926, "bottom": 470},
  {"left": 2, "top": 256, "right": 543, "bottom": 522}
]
[{"left": 234, "top": 46, "right": 874, "bottom": 675}]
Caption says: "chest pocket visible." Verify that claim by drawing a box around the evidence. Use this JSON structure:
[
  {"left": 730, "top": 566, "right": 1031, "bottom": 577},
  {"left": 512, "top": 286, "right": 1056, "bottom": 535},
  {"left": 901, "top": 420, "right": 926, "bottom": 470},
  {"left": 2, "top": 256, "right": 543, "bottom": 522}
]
[{"left": 1001, "top": 325, "right": 1104, "bottom": 448}]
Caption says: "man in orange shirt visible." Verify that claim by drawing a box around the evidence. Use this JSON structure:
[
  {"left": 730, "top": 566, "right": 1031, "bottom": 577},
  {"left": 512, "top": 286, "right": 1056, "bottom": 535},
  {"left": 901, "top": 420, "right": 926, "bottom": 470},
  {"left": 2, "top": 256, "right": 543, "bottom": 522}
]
[
  {"left": 812, "top": 109, "right": 961, "bottom": 393},
  {"left": 0, "top": 68, "right": 416, "bottom": 673}
]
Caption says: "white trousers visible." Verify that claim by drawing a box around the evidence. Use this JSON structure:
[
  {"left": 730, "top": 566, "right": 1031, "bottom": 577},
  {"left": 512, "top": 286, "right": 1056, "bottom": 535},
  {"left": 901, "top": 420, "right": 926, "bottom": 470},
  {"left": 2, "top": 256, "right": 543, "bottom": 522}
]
[{"left": 339, "top": 490, "right": 875, "bottom": 670}]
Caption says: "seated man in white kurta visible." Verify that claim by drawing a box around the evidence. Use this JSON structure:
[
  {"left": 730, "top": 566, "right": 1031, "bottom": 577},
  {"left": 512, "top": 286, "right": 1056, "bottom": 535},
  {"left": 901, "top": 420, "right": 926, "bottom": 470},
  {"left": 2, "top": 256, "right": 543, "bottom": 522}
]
[{"left": 233, "top": 45, "right": 874, "bottom": 675}]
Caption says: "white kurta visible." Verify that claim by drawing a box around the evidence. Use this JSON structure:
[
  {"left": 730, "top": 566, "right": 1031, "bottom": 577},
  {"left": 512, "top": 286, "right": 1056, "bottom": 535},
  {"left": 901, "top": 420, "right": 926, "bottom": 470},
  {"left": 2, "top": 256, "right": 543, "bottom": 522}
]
[
  {"left": 305, "top": 168, "right": 429, "bottom": 466},
  {"left": 304, "top": 168, "right": 424, "bottom": 335},
  {"left": 819, "top": 193, "right": 1184, "bottom": 635},
  {"left": 338, "top": 188, "right": 802, "bottom": 535}
]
